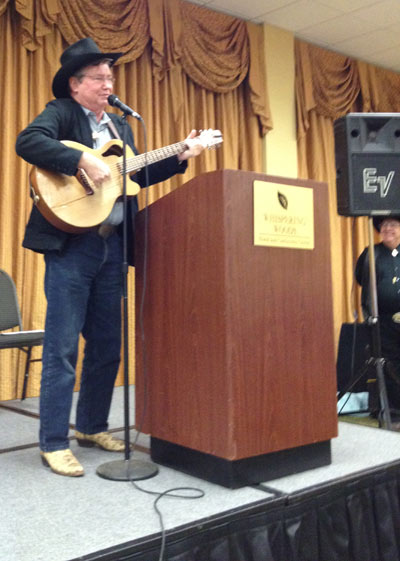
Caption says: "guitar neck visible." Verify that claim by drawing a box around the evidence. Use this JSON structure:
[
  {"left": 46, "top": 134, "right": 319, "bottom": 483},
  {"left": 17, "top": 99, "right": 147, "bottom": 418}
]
[{"left": 125, "top": 141, "right": 187, "bottom": 174}]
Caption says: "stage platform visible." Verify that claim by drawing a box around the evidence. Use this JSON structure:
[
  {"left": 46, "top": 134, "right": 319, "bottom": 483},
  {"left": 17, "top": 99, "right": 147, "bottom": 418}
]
[{"left": 2, "top": 387, "right": 400, "bottom": 561}]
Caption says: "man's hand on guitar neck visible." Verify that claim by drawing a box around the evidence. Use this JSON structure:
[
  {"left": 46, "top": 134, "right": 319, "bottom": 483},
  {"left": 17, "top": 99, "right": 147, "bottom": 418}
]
[
  {"left": 78, "top": 151, "right": 111, "bottom": 188},
  {"left": 177, "top": 130, "right": 206, "bottom": 161}
]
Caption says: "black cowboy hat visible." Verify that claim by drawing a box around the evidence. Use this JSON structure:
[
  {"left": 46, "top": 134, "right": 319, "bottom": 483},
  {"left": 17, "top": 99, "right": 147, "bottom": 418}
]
[
  {"left": 373, "top": 215, "right": 400, "bottom": 231},
  {"left": 52, "top": 38, "right": 123, "bottom": 99}
]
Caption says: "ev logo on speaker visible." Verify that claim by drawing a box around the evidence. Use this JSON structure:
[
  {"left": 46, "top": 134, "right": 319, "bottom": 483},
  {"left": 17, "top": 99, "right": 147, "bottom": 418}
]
[{"left": 363, "top": 168, "right": 395, "bottom": 198}]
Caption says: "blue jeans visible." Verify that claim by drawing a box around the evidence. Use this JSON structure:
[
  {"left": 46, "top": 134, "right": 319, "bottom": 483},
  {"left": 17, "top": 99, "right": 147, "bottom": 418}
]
[{"left": 40, "top": 231, "right": 123, "bottom": 451}]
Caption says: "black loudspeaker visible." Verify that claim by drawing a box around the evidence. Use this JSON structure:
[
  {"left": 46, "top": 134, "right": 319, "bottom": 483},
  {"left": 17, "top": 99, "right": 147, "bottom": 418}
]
[
  {"left": 336, "top": 322, "right": 371, "bottom": 394},
  {"left": 334, "top": 113, "right": 400, "bottom": 216}
]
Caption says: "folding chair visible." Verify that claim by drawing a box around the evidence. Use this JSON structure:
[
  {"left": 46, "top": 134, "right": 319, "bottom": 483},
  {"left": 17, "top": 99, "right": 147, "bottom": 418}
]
[{"left": 0, "top": 269, "right": 44, "bottom": 400}]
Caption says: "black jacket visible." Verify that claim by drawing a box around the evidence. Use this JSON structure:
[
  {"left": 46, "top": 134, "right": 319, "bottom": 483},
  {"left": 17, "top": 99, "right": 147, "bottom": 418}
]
[
  {"left": 355, "top": 243, "right": 400, "bottom": 317},
  {"left": 16, "top": 98, "right": 187, "bottom": 264}
]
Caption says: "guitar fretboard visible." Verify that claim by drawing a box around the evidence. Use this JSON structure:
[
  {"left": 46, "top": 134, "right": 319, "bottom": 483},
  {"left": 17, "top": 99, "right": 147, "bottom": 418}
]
[{"left": 118, "top": 141, "right": 188, "bottom": 175}]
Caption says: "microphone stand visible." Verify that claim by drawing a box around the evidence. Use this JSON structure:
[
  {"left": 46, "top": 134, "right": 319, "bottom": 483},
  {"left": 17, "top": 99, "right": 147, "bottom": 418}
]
[
  {"left": 96, "top": 111, "right": 159, "bottom": 481},
  {"left": 365, "top": 217, "right": 392, "bottom": 430}
]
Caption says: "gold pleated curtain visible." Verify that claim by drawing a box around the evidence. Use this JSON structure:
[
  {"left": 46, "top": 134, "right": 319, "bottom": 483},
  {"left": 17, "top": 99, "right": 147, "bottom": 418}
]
[
  {"left": 296, "top": 39, "right": 400, "bottom": 349},
  {"left": 0, "top": 0, "right": 270, "bottom": 400}
]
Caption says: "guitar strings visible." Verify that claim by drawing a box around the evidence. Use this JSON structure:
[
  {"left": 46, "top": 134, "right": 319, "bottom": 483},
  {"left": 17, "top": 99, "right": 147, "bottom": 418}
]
[
  {"left": 68, "top": 141, "right": 189, "bottom": 202},
  {"left": 58, "top": 132, "right": 219, "bottom": 204}
]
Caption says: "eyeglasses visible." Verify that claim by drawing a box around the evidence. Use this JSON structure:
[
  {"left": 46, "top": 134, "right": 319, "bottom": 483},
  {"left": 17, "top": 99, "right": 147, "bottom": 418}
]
[{"left": 80, "top": 75, "right": 116, "bottom": 84}]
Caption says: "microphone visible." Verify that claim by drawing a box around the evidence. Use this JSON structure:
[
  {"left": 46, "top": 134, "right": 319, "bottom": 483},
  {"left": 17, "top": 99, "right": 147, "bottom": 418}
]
[{"left": 108, "top": 94, "right": 142, "bottom": 120}]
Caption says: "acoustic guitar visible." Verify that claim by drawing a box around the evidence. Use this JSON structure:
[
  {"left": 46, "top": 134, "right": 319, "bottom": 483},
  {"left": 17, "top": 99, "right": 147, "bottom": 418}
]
[{"left": 29, "top": 129, "right": 223, "bottom": 233}]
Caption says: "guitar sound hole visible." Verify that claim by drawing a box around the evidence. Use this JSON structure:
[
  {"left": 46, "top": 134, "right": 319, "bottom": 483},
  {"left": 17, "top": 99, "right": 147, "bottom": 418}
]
[{"left": 102, "top": 146, "right": 123, "bottom": 157}]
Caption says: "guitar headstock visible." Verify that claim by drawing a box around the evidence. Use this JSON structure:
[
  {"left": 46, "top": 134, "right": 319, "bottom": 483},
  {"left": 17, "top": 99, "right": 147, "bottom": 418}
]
[{"left": 198, "top": 129, "right": 223, "bottom": 149}]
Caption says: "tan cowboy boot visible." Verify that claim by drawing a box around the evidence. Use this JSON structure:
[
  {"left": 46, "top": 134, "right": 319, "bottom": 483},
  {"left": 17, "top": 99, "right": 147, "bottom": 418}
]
[
  {"left": 40, "top": 448, "right": 84, "bottom": 477},
  {"left": 75, "top": 430, "right": 127, "bottom": 452}
]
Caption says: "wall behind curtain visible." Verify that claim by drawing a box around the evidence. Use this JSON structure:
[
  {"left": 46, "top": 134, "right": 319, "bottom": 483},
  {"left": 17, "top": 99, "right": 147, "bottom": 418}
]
[{"left": 0, "top": 0, "right": 269, "bottom": 400}]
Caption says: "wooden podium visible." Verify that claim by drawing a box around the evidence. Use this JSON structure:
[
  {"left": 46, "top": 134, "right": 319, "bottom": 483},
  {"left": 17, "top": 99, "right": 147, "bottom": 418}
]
[{"left": 135, "top": 169, "right": 338, "bottom": 488}]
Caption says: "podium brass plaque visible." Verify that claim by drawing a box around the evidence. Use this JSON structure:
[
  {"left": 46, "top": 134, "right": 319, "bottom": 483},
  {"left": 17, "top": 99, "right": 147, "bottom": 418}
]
[{"left": 253, "top": 180, "right": 314, "bottom": 250}]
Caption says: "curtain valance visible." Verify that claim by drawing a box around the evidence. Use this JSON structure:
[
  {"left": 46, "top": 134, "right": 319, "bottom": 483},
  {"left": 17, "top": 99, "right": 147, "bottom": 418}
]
[
  {"left": 295, "top": 40, "right": 360, "bottom": 138},
  {"left": 9, "top": 0, "right": 270, "bottom": 133},
  {"left": 296, "top": 38, "right": 400, "bottom": 136}
]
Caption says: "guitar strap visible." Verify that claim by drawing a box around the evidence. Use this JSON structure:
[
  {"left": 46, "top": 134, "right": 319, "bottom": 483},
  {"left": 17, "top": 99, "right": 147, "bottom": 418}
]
[{"left": 107, "top": 120, "right": 121, "bottom": 140}]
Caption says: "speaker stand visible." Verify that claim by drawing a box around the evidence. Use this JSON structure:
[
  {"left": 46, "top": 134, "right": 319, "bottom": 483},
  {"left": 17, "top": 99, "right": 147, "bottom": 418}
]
[{"left": 365, "top": 217, "right": 392, "bottom": 430}]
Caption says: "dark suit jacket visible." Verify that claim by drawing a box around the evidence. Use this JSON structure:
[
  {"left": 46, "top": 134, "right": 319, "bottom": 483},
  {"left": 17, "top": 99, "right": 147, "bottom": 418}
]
[{"left": 16, "top": 98, "right": 187, "bottom": 265}]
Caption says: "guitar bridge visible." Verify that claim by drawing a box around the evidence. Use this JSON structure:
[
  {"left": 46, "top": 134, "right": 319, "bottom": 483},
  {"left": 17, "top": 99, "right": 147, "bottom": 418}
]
[{"left": 77, "top": 169, "right": 94, "bottom": 195}]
